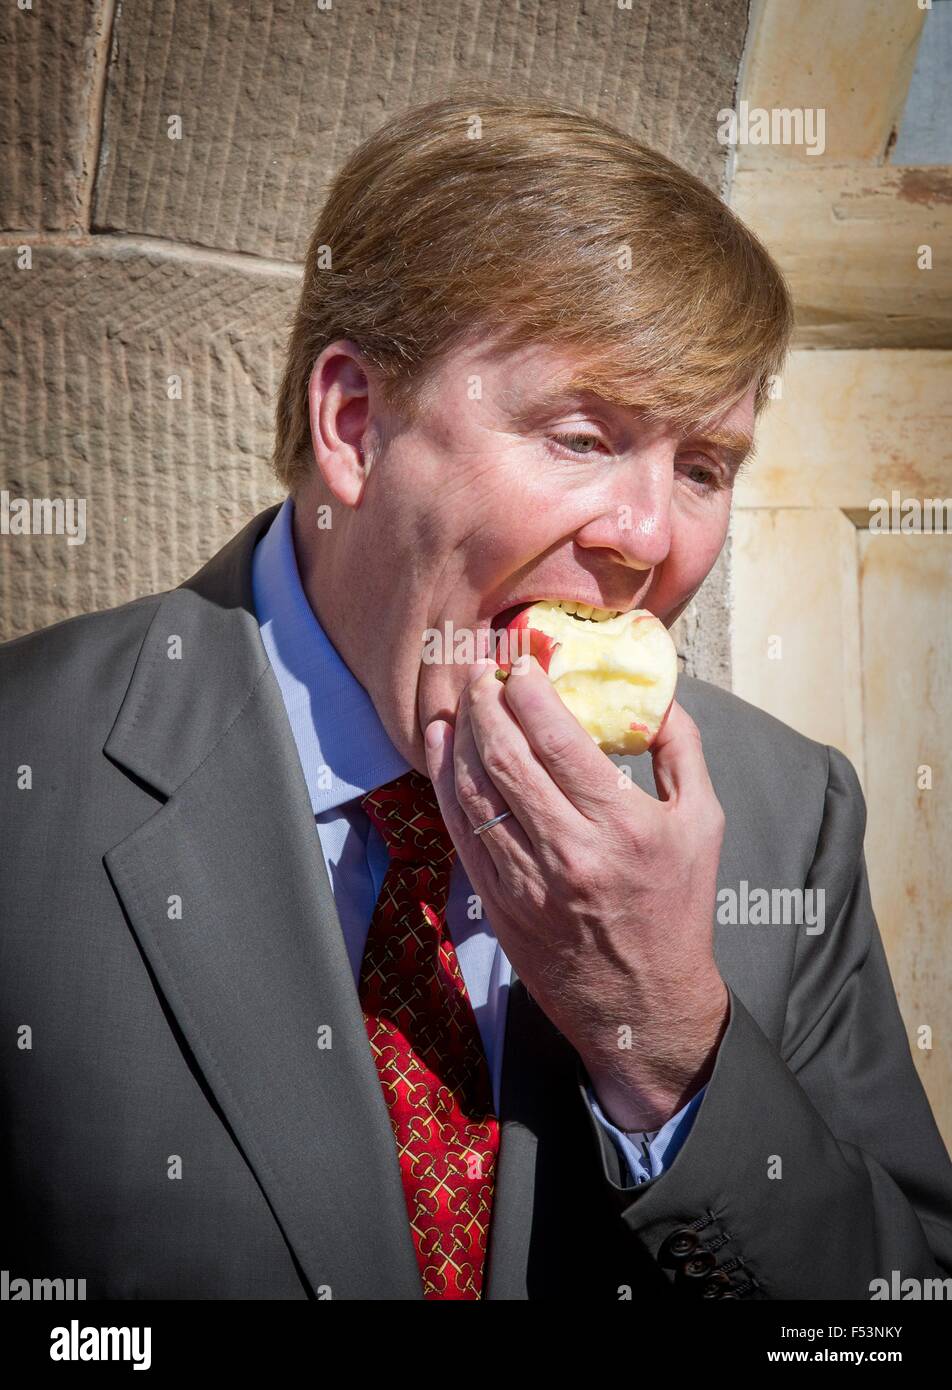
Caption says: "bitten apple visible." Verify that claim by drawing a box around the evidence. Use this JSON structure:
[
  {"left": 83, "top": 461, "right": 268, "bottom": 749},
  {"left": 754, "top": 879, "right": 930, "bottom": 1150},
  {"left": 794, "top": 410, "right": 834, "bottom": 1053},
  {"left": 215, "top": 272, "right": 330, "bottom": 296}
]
[{"left": 494, "top": 600, "right": 677, "bottom": 755}]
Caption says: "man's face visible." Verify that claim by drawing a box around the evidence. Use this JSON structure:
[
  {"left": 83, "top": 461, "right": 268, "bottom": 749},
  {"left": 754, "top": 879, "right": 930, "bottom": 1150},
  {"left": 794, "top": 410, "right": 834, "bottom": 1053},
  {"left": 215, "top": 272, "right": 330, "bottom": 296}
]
[{"left": 295, "top": 336, "right": 756, "bottom": 773}]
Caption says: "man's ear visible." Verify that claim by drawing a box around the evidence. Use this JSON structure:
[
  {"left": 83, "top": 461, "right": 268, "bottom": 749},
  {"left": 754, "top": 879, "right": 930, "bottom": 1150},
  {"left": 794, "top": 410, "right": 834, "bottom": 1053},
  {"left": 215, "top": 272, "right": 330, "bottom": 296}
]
[{"left": 306, "top": 341, "right": 373, "bottom": 508}]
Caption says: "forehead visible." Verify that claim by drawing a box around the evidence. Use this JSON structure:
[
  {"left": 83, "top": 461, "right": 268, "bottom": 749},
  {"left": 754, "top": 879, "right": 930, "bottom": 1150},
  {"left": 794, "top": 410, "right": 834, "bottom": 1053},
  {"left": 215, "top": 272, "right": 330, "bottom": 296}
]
[{"left": 457, "top": 337, "right": 757, "bottom": 439}]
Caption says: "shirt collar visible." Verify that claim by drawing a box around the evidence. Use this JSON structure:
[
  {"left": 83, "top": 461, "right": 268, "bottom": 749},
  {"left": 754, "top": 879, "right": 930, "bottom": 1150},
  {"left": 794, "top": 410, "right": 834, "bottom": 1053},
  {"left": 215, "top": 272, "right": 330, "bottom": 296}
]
[{"left": 251, "top": 496, "right": 412, "bottom": 816}]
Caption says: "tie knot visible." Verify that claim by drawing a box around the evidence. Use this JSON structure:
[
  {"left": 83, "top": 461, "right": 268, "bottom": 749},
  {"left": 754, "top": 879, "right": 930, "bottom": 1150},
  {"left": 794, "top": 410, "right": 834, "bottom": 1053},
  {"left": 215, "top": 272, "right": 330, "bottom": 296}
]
[{"left": 361, "top": 769, "right": 457, "bottom": 869}]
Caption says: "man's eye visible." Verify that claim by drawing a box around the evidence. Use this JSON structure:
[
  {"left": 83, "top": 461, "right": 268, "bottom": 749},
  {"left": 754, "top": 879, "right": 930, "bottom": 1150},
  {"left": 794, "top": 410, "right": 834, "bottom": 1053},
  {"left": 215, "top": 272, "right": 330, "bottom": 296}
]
[
  {"left": 679, "top": 454, "right": 726, "bottom": 491},
  {"left": 549, "top": 432, "right": 604, "bottom": 456}
]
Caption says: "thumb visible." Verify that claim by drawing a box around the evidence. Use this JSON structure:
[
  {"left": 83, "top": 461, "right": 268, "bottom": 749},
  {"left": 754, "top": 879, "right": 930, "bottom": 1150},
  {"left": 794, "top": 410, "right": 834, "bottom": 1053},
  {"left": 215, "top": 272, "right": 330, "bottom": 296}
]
[{"left": 648, "top": 700, "right": 716, "bottom": 807}]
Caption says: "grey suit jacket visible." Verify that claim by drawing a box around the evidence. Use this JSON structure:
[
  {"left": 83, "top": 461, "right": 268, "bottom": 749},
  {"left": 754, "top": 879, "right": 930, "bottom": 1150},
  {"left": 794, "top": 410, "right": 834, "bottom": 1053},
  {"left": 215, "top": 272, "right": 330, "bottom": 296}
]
[{"left": 2, "top": 504, "right": 951, "bottom": 1300}]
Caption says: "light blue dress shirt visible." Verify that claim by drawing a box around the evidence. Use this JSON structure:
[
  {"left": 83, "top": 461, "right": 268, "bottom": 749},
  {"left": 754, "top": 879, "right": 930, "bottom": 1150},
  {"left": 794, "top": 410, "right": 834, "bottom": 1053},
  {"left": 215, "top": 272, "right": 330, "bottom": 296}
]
[{"left": 251, "top": 496, "right": 705, "bottom": 1187}]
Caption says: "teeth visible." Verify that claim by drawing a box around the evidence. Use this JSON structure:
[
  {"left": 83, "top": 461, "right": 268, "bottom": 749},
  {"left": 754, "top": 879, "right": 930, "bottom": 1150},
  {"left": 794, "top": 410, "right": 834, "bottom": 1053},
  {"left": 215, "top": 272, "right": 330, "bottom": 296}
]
[{"left": 553, "top": 599, "right": 621, "bottom": 624}]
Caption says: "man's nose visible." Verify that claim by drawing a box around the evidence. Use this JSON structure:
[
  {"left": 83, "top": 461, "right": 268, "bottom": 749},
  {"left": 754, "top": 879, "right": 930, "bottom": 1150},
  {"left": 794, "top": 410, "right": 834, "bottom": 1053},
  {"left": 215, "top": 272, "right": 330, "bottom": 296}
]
[{"left": 572, "top": 467, "right": 673, "bottom": 570}]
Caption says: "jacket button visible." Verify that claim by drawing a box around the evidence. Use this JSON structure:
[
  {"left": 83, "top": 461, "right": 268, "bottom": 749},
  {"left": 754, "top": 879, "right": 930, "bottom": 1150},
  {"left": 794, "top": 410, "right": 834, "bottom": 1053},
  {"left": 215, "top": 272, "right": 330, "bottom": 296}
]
[
  {"left": 658, "top": 1229, "right": 699, "bottom": 1267},
  {"left": 699, "top": 1271, "right": 733, "bottom": 1298},
  {"left": 677, "top": 1250, "right": 717, "bottom": 1281}
]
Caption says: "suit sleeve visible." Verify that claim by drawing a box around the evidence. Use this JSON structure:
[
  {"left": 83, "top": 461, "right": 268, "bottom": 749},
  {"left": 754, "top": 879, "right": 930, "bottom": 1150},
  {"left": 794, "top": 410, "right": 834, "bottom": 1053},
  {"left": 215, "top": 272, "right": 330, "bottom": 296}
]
[{"left": 575, "top": 743, "right": 952, "bottom": 1299}]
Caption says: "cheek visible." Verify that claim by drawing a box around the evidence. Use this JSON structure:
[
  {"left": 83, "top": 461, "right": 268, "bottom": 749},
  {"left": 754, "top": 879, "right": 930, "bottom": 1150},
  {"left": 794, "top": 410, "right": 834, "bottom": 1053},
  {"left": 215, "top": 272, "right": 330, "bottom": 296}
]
[
  {"left": 466, "top": 476, "right": 560, "bottom": 573},
  {"left": 657, "top": 504, "right": 730, "bottom": 604},
  {"left": 423, "top": 449, "right": 532, "bottom": 542},
  {"left": 690, "top": 508, "right": 730, "bottom": 573}
]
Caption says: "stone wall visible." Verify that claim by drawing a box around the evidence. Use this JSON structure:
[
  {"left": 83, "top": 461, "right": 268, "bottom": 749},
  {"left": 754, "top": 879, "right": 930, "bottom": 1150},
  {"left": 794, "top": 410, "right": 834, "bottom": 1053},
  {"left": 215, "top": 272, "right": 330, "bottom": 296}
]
[{"left": 1, "top": 0, "right": 750, "bottom": 682}]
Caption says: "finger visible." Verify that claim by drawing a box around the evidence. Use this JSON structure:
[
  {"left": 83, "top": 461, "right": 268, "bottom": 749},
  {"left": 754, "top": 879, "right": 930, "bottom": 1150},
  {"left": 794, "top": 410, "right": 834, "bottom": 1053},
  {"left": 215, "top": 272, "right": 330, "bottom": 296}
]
[
  {"left": 452, "top": 667, "right": 536, "bottom": 863},
  {"left": 424, "top": 717, "right": 501, "bottom": 895},
  {"left": 461, "top": 660, "right": 580, "bottom": 851},
  {"left": 499, "top": 654, "right": 639, "bottom": 820},
  {"left": 648, "top": 700, "right": 717, "bottom": 808}
]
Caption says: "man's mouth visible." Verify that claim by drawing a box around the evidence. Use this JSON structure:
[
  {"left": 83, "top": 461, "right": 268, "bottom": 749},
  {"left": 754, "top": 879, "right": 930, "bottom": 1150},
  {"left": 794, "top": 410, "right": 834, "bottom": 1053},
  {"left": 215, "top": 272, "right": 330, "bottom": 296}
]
[{"left": 491, "top": 598, "right": 626, "bottom": 633}]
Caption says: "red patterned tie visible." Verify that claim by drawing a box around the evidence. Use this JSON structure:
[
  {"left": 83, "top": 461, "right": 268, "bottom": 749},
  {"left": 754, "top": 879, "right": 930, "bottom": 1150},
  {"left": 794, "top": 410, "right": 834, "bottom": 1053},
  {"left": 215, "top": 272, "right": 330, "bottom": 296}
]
[{"left": 358, "top": 769, "right": 500, "bottom": 1299}]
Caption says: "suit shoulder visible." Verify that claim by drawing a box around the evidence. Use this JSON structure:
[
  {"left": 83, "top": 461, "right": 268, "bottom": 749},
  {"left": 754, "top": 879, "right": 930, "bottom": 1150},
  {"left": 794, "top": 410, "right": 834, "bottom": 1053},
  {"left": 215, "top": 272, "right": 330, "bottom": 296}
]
[
  {"left": 673, "top": 675, "right": 866, "bottom": 882},
  {"left": 0, "top": 591, "right": 164, "bottom": 719},
  {"left": 677, "top": 672, "right": 836, "bottom": 786}
]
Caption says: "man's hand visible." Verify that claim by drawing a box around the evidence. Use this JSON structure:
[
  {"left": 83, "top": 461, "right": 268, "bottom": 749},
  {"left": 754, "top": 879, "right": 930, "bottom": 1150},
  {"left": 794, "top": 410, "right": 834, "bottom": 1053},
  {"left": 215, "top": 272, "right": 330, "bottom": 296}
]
[{"left": 424, "top": 653, "right": 729, "bottom": 1132}]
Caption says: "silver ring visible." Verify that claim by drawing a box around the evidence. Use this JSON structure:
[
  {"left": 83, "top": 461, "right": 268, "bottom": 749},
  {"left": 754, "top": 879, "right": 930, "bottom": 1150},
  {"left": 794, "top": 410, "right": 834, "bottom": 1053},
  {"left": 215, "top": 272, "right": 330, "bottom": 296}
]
[{"left": 473, "top": 809, "right": 513, "bottom": 836}]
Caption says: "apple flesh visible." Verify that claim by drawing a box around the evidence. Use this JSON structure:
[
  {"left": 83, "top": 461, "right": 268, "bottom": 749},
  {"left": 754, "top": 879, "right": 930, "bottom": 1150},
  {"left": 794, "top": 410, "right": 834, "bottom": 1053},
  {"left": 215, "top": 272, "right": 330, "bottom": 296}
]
[{"left": 495, "top": 600, "right": 677, "bottom": 756}]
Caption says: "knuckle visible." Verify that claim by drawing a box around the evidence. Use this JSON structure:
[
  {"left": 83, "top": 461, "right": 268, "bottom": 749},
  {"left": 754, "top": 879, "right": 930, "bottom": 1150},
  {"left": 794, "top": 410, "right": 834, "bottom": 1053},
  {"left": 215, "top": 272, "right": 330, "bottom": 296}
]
[
  {"left": 560, "top": 849, "right": 599, "bottom": 902},
  {"left": 482, "top": 746, "right": 514, "bottom": 783},
  {"left": 703, "top": 797, "right": 726, "bottom": 837},
  {"left": 455, "top": 769, "right": 488, "bottom": 808},
  {"left": 677, "top": 704, "right": 700, "bottom": 735},
  {"left": 685, "top": 719, "right": 704, "bottom": 751},
  {"left": 537, "top": 723, "right": 576, "bottom": 764}
]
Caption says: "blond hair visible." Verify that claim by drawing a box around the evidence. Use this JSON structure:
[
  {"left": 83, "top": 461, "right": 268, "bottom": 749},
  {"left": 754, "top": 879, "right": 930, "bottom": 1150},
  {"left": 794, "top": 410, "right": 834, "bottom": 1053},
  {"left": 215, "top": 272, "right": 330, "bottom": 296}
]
[{"left": 272, "top": 85, "right": 793, "bottom": 493}]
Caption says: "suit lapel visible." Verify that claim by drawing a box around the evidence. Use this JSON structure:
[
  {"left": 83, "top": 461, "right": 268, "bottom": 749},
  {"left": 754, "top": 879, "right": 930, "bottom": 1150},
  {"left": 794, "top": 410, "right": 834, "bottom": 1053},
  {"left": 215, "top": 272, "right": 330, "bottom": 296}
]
[
  {"left": 484, "top": 976, "right": 545, "bottom": 1299},
  {"left": 102, "top": 507, "right": 423, "bottom": 1299}
]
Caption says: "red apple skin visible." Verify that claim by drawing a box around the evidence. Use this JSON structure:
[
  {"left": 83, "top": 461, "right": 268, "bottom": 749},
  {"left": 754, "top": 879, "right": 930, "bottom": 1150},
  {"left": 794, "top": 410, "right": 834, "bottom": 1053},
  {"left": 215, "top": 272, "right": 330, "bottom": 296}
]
[
  {"left": 495, "top": 609, "right": 561, "bottom": 676},
  {"left": 642, "top": 692, "right": 674, "bottom": 748}
]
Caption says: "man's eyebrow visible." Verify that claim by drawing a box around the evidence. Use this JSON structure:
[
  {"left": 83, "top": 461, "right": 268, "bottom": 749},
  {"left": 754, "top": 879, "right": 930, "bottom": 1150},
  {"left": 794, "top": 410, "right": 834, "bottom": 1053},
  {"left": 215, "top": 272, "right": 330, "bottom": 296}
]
[
  {"left": 686, "top": 426, "right": 757, "bottom": 475},
  {"left": 503, "top": 381, "right": 626, "bottom": 430},
  {"left": 504, "top": 385, "right": 757, "bottom": 473}
]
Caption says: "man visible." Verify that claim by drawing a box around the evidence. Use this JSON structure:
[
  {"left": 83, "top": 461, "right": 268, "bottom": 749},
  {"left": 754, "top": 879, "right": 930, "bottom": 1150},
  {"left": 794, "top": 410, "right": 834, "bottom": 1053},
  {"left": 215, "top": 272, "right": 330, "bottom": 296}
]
[{"left": 2, "top": 93, "right": 951, "bottom": 1301}]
